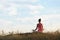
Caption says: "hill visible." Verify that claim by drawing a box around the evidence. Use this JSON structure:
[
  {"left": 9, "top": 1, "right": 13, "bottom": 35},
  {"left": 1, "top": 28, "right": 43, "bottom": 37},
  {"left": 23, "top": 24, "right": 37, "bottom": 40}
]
[{"left": 0, "top": 32, "right": 60, "bottom": 40}]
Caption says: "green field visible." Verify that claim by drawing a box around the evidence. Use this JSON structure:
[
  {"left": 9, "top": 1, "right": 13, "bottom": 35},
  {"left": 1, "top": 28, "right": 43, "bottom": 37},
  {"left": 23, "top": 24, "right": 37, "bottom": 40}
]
[{"left": 0, "top": 32, "right": 60, "bottom": 40}]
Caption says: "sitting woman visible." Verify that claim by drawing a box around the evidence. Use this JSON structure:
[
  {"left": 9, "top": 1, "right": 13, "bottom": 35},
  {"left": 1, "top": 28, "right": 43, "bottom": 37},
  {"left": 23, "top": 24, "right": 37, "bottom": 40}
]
[{"left": 34, "top": 18, "right": 44, "bottom": 32}]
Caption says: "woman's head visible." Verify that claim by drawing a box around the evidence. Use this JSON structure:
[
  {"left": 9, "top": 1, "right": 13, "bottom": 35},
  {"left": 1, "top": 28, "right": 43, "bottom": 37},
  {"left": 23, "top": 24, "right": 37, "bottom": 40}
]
[{"left": 38, "top": 18, "right": 41, "bottom": 23}]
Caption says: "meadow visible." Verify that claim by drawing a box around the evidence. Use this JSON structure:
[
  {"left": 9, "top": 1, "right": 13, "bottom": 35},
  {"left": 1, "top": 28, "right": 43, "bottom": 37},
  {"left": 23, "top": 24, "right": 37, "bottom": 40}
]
[{"left": 0, "top": 31, "right": 60, "bottom": 40}]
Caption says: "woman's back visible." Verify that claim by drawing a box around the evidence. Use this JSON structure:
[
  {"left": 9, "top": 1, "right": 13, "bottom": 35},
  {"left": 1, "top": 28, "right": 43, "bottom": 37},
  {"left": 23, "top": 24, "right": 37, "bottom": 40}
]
[{"left": 37, "top": 23, "right": 43, "bottom": 32}]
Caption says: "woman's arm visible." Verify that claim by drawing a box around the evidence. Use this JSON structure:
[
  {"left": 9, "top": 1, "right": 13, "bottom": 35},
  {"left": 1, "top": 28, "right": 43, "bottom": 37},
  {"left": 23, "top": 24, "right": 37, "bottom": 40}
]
[
  {"left": 35, "top": 24, "right": 38, "bottom": 31},
  {"left": 35, "top": 27, "right": 37, "bottom": 30}
]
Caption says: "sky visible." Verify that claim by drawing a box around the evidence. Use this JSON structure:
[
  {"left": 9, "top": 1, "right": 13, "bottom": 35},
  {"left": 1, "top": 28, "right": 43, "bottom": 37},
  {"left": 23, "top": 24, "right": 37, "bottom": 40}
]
[{"left": 0, "top": 0, "right": 60, "bottom": 34}]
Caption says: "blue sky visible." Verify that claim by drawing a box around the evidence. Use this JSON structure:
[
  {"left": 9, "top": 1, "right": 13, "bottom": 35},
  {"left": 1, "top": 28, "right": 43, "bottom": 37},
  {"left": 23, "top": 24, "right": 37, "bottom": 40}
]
[{"left": 0, "top": 0, "right": 60, "bottom": 34}]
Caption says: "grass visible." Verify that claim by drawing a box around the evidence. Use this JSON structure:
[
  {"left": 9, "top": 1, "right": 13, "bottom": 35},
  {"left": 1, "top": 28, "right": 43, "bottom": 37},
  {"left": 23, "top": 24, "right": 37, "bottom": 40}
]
[{"left": 0, "top": 32, "right": 60, "bottom": 40}]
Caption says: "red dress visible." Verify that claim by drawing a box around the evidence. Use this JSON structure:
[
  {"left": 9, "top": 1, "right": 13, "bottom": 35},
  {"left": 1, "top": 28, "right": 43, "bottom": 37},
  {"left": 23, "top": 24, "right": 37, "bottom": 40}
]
[{"left": 37, "top": 23, "right": 43, "bottom": 32}]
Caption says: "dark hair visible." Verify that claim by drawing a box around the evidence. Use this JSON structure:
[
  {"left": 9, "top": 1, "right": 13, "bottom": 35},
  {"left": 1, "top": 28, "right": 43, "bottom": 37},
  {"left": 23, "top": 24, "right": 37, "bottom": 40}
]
[{"left": 38, "top": 19, "right": 41, "bottom": 22}]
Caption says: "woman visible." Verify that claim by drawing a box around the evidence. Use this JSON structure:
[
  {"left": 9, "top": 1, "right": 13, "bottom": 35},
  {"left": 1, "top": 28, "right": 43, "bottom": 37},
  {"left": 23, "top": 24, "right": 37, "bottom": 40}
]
[{"left": 35, "top": 19, "right": 44, "bottom": 32}]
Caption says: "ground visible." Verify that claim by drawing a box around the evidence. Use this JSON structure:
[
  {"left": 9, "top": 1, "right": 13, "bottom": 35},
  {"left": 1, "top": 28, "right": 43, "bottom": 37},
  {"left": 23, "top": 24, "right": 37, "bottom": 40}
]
[{"left": 0, "top": 32, "right": 60, "bottom": 40}]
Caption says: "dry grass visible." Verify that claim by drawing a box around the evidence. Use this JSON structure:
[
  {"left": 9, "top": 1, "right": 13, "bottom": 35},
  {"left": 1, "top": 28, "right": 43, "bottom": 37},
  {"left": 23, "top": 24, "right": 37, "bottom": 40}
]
[{"left": 0, "top": 32, "right": 60, "bottom": 40}]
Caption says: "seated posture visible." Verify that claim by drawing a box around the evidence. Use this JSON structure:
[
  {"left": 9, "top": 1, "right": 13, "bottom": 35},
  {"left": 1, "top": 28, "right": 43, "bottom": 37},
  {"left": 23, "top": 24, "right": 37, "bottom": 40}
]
[{"left": 35, "top": 19, "right": 43, "bottom": 32}]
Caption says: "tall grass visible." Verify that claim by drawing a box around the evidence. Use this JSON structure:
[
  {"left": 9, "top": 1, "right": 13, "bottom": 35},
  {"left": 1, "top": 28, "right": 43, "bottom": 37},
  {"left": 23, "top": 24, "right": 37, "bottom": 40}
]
[{"left": 0, "top": 31, "right": 60, "bottom": 40}]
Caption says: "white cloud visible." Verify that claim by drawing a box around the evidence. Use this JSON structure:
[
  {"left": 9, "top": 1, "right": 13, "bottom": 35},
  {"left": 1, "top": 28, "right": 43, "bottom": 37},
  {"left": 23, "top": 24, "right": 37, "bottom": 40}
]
[
  {"left": 16, "top": 14, "right": 60, "bottom": 24},
  {"left": 0, "top": 19, "right": 12, "bottom": 25},
  {"left": 15, "top": 4, "right": 44, "bottom": 15},
  {"left": 30, "top": 11, "right": 40, "bottom": 15},
  {"left": 15, "top": 24, "right": 33, "bottom": 33},
  {"left": 16, "top": 17, "right": 34, "bottom": 23},
  {"left": 0, "top": 19, "right": 18, "bottom": 34},
  {"left": 0, "top": 4, "right": 4, "bottom": 9},
  {"left": 0, "top": 19, "right": 13, "bottom": 31},
  {"left": 28, "top": 5, "right": 44, "bottom": 10},
  {"left": 41, "top": 14, "right": 60, "bottom": 20},
  {"left": 8, "top": 0, "right": 38, "bottom": 3},
  {"left": 31, "top": 0, "right": 38, "bottom": 3},
  {"left": 47, "top": 0, "right": 60, "bottom": 1},
  {"left": 30, "top": 5, "right": 44, "bottom": 15},
  {"left": 34, "top": 14, "right": 60, "bottom": 20},
  {"left": 0, "top": 0, "right": 18, "bottom": 16},
  {"left": 26, "top": 4, "right": 45, "bottom": 15},
  {"left": 8, "top": 6, "right": 17, "bottom": 16},
  {"left": 0, "top": 0, "right": 43, "bottom": 16}
]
